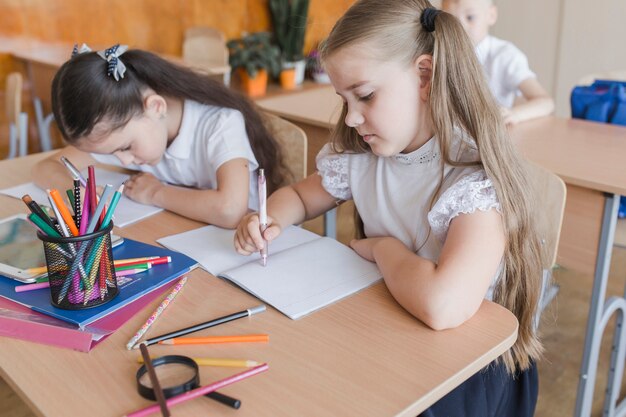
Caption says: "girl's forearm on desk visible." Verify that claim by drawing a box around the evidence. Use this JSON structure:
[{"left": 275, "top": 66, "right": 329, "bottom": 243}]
[
  {"left": 372, "top": 238, "right": 480, "bottom": 331},
  {"left": 152, "top": 184, "right": 248, "bottom": 228}
]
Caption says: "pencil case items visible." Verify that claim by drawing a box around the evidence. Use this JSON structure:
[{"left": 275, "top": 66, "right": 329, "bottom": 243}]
[
  {"left": 37, "top": 221, "right": 119, "bottom": 309},
  {"left": 571, "top": 79, "right": 626, "bottom": 126}
]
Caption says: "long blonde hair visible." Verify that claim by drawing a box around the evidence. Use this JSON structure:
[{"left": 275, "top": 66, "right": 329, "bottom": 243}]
[{"left": 320, "top": 0, "right": 543, "bottom": 373}]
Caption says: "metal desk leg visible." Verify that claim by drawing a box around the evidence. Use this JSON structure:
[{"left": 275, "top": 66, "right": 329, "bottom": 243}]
[
  {"left": 575, "top": 193, "right": 620, "bottom": 417},
  {"left": 34, "top": 97, "right": 54, "bottom": 152},
  {"left": 324, "top": 208, "right": 337, "bottom": 239}
]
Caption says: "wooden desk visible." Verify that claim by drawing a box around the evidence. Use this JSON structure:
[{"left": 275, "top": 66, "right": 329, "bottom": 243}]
[
  {"left": 256, "top": 89, "right": 626, "bottom": 417},
  {"left": 256, "top": 86, "right": 340, "bottom": 176},
  {"left": 509, "top": 117, "right": 626, "bottom": 417},
  {"left": 0, "top": 152, "right": 517, "bottom": 417}
]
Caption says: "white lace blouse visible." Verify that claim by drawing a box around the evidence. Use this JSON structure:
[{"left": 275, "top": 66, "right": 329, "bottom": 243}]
[{"left": 316, "top": 134, "right": 502, "bottom": 298}]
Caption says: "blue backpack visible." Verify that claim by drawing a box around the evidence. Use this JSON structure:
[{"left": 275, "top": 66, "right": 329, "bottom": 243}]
[
  {"left": 571, "top": 79, "right": 626, "bottom": 126},
  {"left": 571, "top": 79, "right": 626, "bottom": 217}
]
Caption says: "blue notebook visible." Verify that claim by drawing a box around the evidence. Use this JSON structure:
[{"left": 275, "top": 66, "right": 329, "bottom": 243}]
[{"left": 0, "top": 238, "right": 197, "bottom": 328}]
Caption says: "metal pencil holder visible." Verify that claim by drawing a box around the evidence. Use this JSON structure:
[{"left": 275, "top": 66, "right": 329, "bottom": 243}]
[{"left": 37, "top": 221, "right": 119, "bottom": 310}]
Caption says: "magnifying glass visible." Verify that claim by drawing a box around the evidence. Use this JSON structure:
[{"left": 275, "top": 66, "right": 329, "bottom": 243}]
[{"left": 136, "top": 355, "right": 241, "bottom": 409}]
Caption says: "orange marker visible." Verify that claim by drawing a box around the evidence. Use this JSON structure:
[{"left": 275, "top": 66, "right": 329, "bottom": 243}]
[
  {"left": 158, "top": 334, "right": 269, "bottom": 346},
  {"left": 49, "top": 189, "right": 79, "bottom": 236}
]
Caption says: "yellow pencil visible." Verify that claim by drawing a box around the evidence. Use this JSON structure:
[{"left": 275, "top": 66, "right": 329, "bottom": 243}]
[{"left": 138, "top": 357, "right": 261, "bottom": 368}]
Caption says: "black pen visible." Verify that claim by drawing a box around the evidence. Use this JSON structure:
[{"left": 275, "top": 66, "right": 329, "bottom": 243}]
[{"left": 134, "top": 305, "right": 266, "bottom": 348}]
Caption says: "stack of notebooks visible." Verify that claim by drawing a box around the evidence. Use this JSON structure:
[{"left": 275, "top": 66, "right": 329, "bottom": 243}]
[{"left": 0, "top": 239, "right": 197, "bottom": 352}]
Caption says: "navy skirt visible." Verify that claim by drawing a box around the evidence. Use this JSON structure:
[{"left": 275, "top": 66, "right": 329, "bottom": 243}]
[{"left": 418, "top": 360, "right": 538, "bottom": 417}]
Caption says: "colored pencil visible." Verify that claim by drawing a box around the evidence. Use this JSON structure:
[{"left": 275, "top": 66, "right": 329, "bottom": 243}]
[
  {"left": 65, "top": 189, "right": 75, "bottom": 212},
  {"left": 116, "top": 268, "right": 149, "bottom": 277},
  {"left": 115, "top": 263, "right": 152, "bottom": 272},
  {"left": 114, "top": 256, "right": 161, "bottom": 265},
  {"left": 85, "top": 184, "right": 113, "bottom": 234},
  {"left": 123, "top": 363, "right": 268, "bottom": 417},
  {"left": 138, "top": 343, "right": 170, "bottom": 417},
  {"left": 27, "top": 213, "right": 61, "bottom": 238},
  {"left": 116, "top": 256, "right": 171, "bottom": 268},
  {"left": 158, "top": 334, "right": 269, "bottom": 345},
  {"left": 99, "top": 184, "right": 124, "bottom": 229},
  {"left": 15, "top": 282, "right": 50, "bottom": 292},
  {"left": 46, "top": 190, "right": 73, "bottom": 239},
  {"left": 79, "top": 186, "right": 90, "bottom": 235},
  {"left": 49, "top": 189, "right": 79, "bottom": 236},
  {"left": 136, "top": 305, "right": 267, "bottom": 348},
  {"left": 138, "top": 357, "right": 261, "bottom": 368},
  {"left": 125, "top": 277, "right": 188, "bottom": 350}
]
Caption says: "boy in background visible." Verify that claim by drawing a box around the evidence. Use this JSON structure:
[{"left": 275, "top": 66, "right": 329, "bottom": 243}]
[{"left": 442, "top": 0, "right": 554, "bottom": 125}]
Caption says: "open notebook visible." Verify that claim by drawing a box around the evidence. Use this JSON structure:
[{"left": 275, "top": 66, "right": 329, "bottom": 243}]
[{"left": 158, "top": 226, "right": 382, "bottom": 320}]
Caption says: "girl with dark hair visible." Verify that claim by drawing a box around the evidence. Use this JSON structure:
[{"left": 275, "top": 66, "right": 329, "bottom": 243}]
[{"left": 33, "top": 45, "right": 288, "bottom": 228}]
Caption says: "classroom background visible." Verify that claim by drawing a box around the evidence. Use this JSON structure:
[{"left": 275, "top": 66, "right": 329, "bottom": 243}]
[{"left": 1, "top": 1, "right": 626, "bottom": 416}]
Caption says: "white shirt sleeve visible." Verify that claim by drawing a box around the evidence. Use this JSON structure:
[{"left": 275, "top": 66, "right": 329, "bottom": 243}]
[
  {"left": 428, "top": 170, "right": 501, "bottom": 242},
  {"left": 315, "top": 143, "right": 352, "bottom": 200},
  {"left": 199, "top": 109, "right": 257, "bottom": 171},
  {"left": 502, "top": 43, "right": 536, "bottom": 92}
]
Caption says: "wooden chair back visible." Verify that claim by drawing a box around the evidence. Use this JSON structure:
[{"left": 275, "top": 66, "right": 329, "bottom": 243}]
[
  {"left": 5, "top": 72, "right": 22, "bottom": 127},
  {"left": 263, "top": 113, "right": 307, "bottom": 184},
  {"left": 527, "top": 162, "right": 567, "bottom": 269},
  {"left": 183, "top": 27, "right": 229, "bottom": 69}
]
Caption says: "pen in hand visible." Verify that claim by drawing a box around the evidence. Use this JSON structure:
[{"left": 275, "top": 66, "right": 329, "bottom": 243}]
[{"left": 258, "top": 168, "right": 268, "bottom": 266}]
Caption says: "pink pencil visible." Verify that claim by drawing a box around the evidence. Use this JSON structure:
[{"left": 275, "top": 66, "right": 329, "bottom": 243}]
[
  {"left": 124, "top": 363, "right": 268, "bottom": 417},
  {"left": 116, "top": 268, "right": 149, "bottom": 277},
  {"left": 15, "top": 282, "right": 50, "bottom": 292},
  {"left": 79, "top": 187, "right": 90, "bottom": 236}
]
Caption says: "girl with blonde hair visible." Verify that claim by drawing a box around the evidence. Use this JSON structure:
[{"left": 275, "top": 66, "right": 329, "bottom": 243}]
[{"left": 235, "top": 1, "right": 543, "bottom": 414}]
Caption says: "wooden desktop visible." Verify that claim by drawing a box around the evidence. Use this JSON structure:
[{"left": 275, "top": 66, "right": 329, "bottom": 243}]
[
  {"left": 0, "top": 152, "right": 518, "bottom": 416},
  {"left": 257, "top": 86, "right": 626, "bottom": 417}
]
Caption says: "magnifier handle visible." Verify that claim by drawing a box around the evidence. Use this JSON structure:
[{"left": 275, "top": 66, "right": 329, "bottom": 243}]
[{"left": 206, "top": 391, "right": 241, "bottom": 409}]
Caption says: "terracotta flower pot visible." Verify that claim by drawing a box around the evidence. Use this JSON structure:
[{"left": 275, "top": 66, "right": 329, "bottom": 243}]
[
  {"left": 238, "top": 68, "right": 268, "bottom": 98},
  {"left": 279, "top": 68, "right": 297, "bottom": 90}
]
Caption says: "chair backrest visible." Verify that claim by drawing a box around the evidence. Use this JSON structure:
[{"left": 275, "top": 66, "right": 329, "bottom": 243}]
[
  {"left": 182, "top": 26, "right": 229, "bottom": 69},
  {"left": 5, "top": 72, "right": 23, "bottom": 127},
  {"left": 263, "top": 113, "right": 307, "bottom": 184},
  {"left": 526, "top": 162, "right": 567, "bottom": 269}
]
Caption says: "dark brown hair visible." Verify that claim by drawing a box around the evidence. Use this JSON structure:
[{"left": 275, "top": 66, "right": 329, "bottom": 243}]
[{"left": 51, "top": 49, "right": 288, "bottom": 193}]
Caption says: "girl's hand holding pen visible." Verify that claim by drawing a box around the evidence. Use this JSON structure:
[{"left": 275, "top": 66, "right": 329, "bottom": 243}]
[
  {"left": 123, "top": 173, "right": 164, "bottom": 205},
  {"left": 234, "top": 212, "right": 281, "bottom": 256}
]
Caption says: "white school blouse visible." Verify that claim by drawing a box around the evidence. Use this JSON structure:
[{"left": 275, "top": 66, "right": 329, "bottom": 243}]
[
  {"left": 91, "top": 100, "right": 260, "bottom": 210},
  {"left": 476, "top": 35, "right": 536, "bottom": 108},
  {"left": 316, "top": 133, "right": 502, "bottom": 299}
]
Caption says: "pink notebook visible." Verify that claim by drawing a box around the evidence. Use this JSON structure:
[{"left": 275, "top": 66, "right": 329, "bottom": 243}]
[{"left": 0, "top": 279, "right": 179, "bottom": 352}]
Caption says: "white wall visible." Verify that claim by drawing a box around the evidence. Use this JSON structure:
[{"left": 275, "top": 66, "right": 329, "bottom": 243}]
[
  {"left": 491, "top": 0, "right": 562, "bottom": 112},
  {"left": 494, "top": 0, "right": 626, "bottom": 116}
]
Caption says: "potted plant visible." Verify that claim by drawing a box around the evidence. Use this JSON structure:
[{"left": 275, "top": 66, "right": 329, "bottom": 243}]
[
  {"left": 227, "top": 32, "right": 281, "bottom": 97},
  {"left": 269, "top": 0, "right": 310, "bottom": 86}
]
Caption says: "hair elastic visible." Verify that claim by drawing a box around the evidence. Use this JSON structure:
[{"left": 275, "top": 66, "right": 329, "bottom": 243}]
[
  {"left": 96, "top": 44, "right": 129, "bottom": 81},
  {"left": 71, "top": 43, "right": 92, "bottom": 58},
  {"left": 420, "top": 7, "right": 441, "bottom": 33}
]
